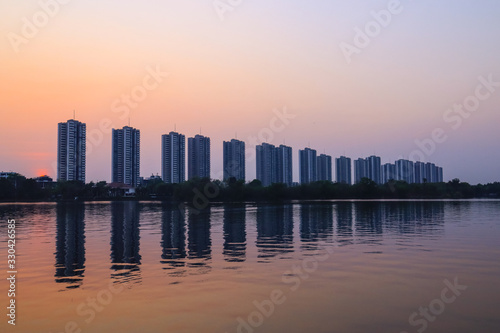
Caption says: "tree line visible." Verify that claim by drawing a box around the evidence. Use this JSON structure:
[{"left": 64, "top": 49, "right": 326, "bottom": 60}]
[{"left": 1, "top": 173, "right": 499, "bottom": 202}]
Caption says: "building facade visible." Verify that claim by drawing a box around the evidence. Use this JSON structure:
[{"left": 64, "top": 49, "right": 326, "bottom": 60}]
[
  {"left": 223, "top": 139, "right": 245, "bottom": 181},
  {"left": 112, "top": 126, "right": 140, "bottom": 187},
  {"left": 395, "top": 159, "right": 415, "bottom": 183},
  {"left": 256, "top": 143, "right": 277, "bottom": 187},
  {"left": 317, "top": 154, "right": 332, "bottom": 182},
  {"left": 162, "top": 131, "right": 185, "bottom": 184},
  {"left": 381, "top": 163, "right": 396, "bottom": 184},
  {"left": 188, "top": 135, "right": 211, "bottom": 179},
  {"left": 366, "top": 155, "right": 381, "bottom": 184},
  {"left": 277, "top": 145, "right": 293, "bottom": 186},
  {"left": 354, "top": 156, "right": 381, "bottom": 184},
  {"left": 335, "top": 156, "right": 352, "bottom": 184},
  {"left": 299, "top": 148, "right": 317, "bottom": 184},
  {"left": 354, "top": 158, "right": 367, "bottom": 184},
  {"left": 58, "top": 119, "right": 86, "bottom": 182}
]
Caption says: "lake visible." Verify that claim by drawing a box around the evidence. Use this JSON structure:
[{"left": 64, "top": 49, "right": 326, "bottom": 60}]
[{"left": 0, "top": 200, "right": 499, "bottom": 333}]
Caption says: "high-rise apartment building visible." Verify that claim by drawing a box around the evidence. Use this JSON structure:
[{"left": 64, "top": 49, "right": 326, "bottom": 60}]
[
  {"left": 276, "top": 145, "right": 293, "bottom": 186},
  {"left": 256, "top": 143, "right": 277, "bottom": 187},
  {"left": 395, "top": 159, "right": 415, "bottom": 183},
  {"left": 162, "top": 131, "right": 185, "bottom": 183},
  {"left": 299, "top": 148, "right": 317, "bottom": 184},
  {"left": 381, "top": 163, "right": 396, "bottom": 184},
  {"left": 335, "top": 156, "right": 352, "bottom": 184},
  {"left": 256, "top": 143, "right": 293, "bottom": 187},
  {"left": 317, "top": 154, "right": 332, "bottom": 182},
  {"left": 57, "top": 119, "right": 86, "bottom": 182},
  {"left": 188, "top": 135, "right": 210, "bottom": 179},
  {"left": 354, "top": 158, "right": 367, "bottom": 184},
  {"left": 367, "top": 155, "right": 381, "bottom": 184},
  {"left": 223, "top": 139, "right": 245, "bottom": 181},
  {"left": 112, "top": 126, "right": 140, "bottom": 187},
  {"left": 354, "top": 156, "right": 381, "bottom": 184}
]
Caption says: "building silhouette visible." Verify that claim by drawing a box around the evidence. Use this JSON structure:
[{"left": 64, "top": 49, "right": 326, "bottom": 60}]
[
  {"left": 162, "top": 131, "right": 186, "bottom": 183},
  {"left": 223, "top": 139, "right": 245, "bottom": 181},
  {"left": 188, "top": 135, "right": 210, "bottom": 179},
  {"left": 395, "top": 159, "right": 415, "bottom": 183},
  {"left": 381, "top": 160, "right": 444, "bottom": 184},
  {"left": 414, "top": 161, "right": 426, "bottom": 184},
  {"left": 112, "top": 126, "right": 140, "bottom": 187},
  {"left": 381, "top": 163, "right": 396, "bottom": 184},
  {"left": 354, "top": 156, "right": 381, "bottom": 184},
  {"left": 299, "top": 147, "right": 317, "bottom": 184},
  {"left": 57, "top": 119, "right": 86, "bottom": 182},
  {"left": 335, "top": 156, "right": 352, "bottom": 184},
  {"left": 317, "top": 154, "right": 332, "bottom": 182},
  {"left": 277, "top": 145, "right": 293, "bottom": 186},
  {"left": 256, "top": 143, "right": 277, "bottom": 186},
  {"left": 354, "top": 158, "right": 367, "bottom": 184},
  {"left": 256, "top": 143, "right": 293, "bottom": 186}
]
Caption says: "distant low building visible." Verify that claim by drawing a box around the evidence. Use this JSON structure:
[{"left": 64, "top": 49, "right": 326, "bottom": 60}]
[
  {"left": 0, "top": 172, "right": 17, "bottom": 179},
  {"left": 140, "top": 174, "right": 162, "bottom": 187},
  {"left": 35, "top": 175, "right": 55, "bottom": 189},
  {"left": 107, "top": 182, "right": 136, "bottom": 197}
]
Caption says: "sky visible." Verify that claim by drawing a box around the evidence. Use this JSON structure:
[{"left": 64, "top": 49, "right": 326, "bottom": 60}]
[{"left": 0, "top": 0, "right": 499, "bottom": 184}]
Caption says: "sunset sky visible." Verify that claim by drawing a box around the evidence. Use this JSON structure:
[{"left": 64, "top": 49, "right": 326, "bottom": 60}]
[{"left": 1, "top": 0, "right": 499, "bottom": 184}]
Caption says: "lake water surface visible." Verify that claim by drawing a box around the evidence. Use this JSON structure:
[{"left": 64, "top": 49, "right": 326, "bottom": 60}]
[{"left": 0, "top": 200, "right": 499, "bottom": 333}]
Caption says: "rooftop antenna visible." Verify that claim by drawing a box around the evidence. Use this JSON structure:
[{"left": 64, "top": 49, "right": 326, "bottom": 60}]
[
  {"left": 235, "top": 132, "right": 237, "bottom": 139},
  {"left": 128, "top": 117, "right": 130, "bottom": 127},
  {"left": 73, "top": 110, "right": 75, "bottom": 120},
  {"left": 174, "top": 123, "right": 177, "bottom": 131},
  {"left": 200, "top": 127, "right": 202, "bottom": 135}
]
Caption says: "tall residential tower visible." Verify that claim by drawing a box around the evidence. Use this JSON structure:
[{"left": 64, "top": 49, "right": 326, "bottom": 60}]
[
  {"left": 162, "top": 131, "right": 185, "bottom": 184},
  {"left": 317, "top": 154, "right": 332, "bottom": 182},
  {"left": 112, "top": 126, "right": 140, "bottom": 186},
  {"left": 57, "top": 119, "right": 86, "bottom": 182},
  {"left": 223, "top": 139, "right": 245, "bottom": 181},
  {"left": 335, "top": 156, "right": 352, "bottom": 184},
  {"left": 299, "top": 148, "right": 317, "bottom": 184},
  {"left": 188, "top": 135, "right": 211, "bottom": 179}
]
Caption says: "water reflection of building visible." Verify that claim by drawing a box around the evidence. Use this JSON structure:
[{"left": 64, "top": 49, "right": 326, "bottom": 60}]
[
  {"left": 336, "top": 203, "right": 354, "bottom": 246},
  {"left": 110, "top": 202, "right": 141, "bottom": 284},
  {"left": 55, "top": 203, "right": 85, "bottom": 289},
  {"left": 300, "top": 203, "right": 334, "bottom": 248},
  {"left": 256, "top": 205, "right": 293, "bottom": 261},
  {"left": 381, "top": 202, "right": 445, "bottom": 236},
  {"left": 343, "top": 202, "right": 446, "bottom": 245},
  {"left": 187, "top": 210, "right": 211, "bottom": 272},
  {"left": 354, "top": 202, "right": 384, "bottom": 245},
  {"left": 223, "top": 205, "right": 246, "bottom": 262},
  {"left": 161, "top": 206, "right": 187, "bottom": 270}
]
